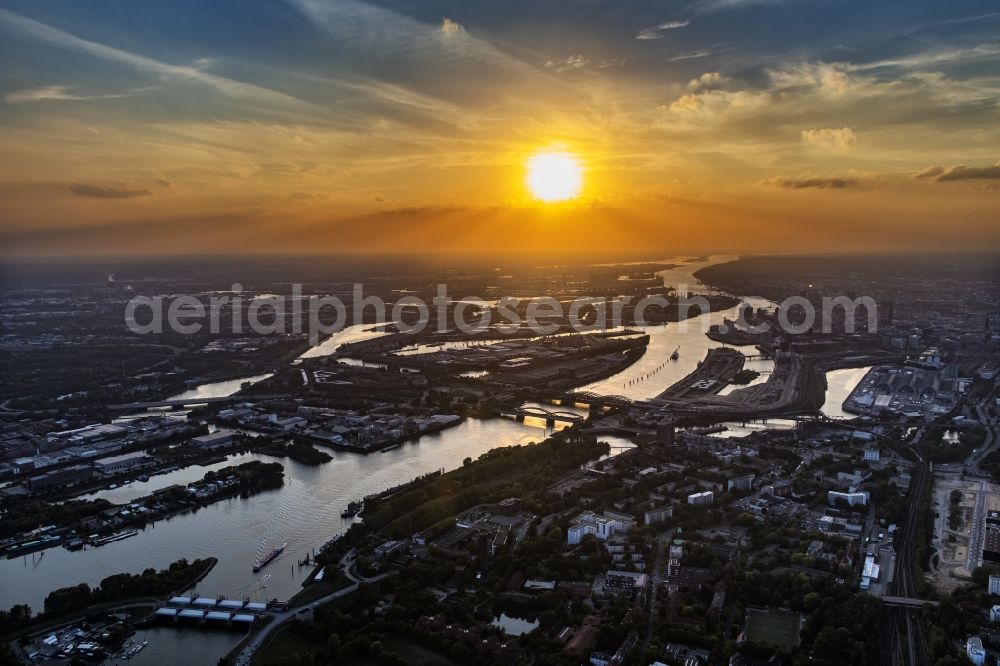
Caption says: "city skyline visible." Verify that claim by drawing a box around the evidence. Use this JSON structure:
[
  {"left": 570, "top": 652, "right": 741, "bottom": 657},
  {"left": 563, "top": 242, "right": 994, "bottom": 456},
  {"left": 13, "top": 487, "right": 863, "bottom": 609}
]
[{"left": 1, "top": 0, "right": 999, "bottom": 257}]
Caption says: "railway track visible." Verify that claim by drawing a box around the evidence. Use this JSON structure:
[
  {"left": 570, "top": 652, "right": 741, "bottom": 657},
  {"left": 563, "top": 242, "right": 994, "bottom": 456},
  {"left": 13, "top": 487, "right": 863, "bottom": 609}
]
[{"left": 880, "top": 446, "right": 930, "bottom": 666}]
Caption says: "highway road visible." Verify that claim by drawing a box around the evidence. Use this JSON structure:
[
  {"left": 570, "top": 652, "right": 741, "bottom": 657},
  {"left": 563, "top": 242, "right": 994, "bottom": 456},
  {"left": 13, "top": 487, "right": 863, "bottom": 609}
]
[
  {"left": 965, "top": 390, "right": 998, "bottom": 476},
  {"left": 234, "top": 568, "right": 394, "bottom": 666}
]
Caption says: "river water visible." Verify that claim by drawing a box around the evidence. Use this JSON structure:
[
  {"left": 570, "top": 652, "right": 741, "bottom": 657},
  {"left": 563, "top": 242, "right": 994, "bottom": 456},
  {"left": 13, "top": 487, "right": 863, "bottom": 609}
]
[{"left": 0, "top": 256, "right": 875, "bottom": 664}]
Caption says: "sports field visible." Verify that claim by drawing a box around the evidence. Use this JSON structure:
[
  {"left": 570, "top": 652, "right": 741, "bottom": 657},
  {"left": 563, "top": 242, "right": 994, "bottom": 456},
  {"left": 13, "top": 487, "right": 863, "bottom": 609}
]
[{"left": 744, "top": 609, "right": 802, "bottom": 649}]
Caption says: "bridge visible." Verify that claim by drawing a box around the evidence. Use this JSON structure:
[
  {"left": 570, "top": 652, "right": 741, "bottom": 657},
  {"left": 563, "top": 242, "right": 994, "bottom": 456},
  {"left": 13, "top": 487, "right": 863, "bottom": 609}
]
[
  {"left": 562, "top": 391, "right": 636, "bottom": 409},
  {"left": 108, "top": 394, "right": 284, "bottom": 412},
  {"left": 109, "top": 396, "right": 240, "bottom": 411},
  {"left": 880, "top": 596, "right": 938, "bottom": 609},
  {"left": 505, "top": 406, "right": 586, "bottom": 424}
]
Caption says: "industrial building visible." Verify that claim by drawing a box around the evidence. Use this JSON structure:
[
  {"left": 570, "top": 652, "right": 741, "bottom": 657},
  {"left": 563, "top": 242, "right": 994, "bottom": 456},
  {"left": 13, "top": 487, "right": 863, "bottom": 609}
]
[
  {"left": 93, "top": 451, "right": 155, "bottom": 475},
  {"left": 190, "top": 431, "right": 234, "bottom": 449},
  {"left": 27, "top": 464, "right": 92, "bottom": 492}
]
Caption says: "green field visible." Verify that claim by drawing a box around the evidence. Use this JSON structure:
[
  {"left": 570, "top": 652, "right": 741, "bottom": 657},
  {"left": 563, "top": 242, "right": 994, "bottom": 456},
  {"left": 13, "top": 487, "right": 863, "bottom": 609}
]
[
  {"left": 287, "top": 569, "right": 354, "bottom": 606},
  {"left": 339, "top": 635, "right": 463, "bottom": 666},
  {"left": 252, "top": 625, "right": 318, "bottom": 666},
  {"left": 744, "top": 609, "right": 802, "bottom": 650}
]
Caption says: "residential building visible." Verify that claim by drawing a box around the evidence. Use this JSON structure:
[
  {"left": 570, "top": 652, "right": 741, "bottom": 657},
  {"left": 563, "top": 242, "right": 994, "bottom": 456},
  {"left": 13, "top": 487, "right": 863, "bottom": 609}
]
[
  {"left": 567, "top": 510, "right": 636, "bottom": 545},
  {"left": 563, "top": 616, "right": 600, "bottom": 658},
  {"left": 602, "top": 570, "right": 649, "bottom": 603},
  {"left": 688, "top": 491, "right": 714, "bottom": 506},
  {"left": 644, "top": 503, "right": 674, "bottom": 525},
  {"left": 726, "top": 473, "right": 755, "bottom": 493},
  {"left": 828, "top": 490, "right": 870, "bottom": 507},
  {"left": 967, "top": 636, "right": 985, "bottom": 666}
]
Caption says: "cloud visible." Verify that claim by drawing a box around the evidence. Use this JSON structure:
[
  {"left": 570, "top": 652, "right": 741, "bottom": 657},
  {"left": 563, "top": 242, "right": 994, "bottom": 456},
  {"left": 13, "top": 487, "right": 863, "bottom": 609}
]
[
  {"left": 687, "top": 72, "right": 731, "bottom": 91},
  {"left": 636, "top": 20, "right": 690, "bottom": 40},
  {"left": 70, "top": 181, "right": 154, "bottom": 198},
  {"left": 761, "top": 176, "right": 859, "bottom": 189},
  {"left": 440, "top": 17, "right": 463, "bottom": 36},
  {"left": 544, "top": 54, "right": 590, "bottom": 72},
  {"left": 0, "top": 9, "right": 314, "bottom": 109},
  {"left": 801, "top": 127, "right": 857, "bottom": 149},
  {"left": 913, "top": 166, "right": 944, "bottom": 179},
  {"left": 669, "top": 51, "right": 712, "bottom": 62},
  {"left": 289, "top": 0, "right": 542, "bottom": 85},
  {"left": 687, "top": 0, "right": 783, "bottom": 16},
  {"left": 657, "top": 60, "right": 1000, "bottom": 149},
  {"left": 857, "top": 44, "right": 1000, "bottom": 72},
  {"left": 4, "top": 85, "right": 136, "bottom": 104},
  {"left": 915, "top": 161, "right": 1000, "bottom": 182},
  {"left": 599, "top": 57, "right": 627, "bottom": 68},
  {"left": 154, "top": 177, "right": 173, "bottom": 189},
  {"left": 358, "top": 204, "right": 468, "bottom": 219},
  {"left": 286, "top": 191, "right": 329, "bottom": 201}
]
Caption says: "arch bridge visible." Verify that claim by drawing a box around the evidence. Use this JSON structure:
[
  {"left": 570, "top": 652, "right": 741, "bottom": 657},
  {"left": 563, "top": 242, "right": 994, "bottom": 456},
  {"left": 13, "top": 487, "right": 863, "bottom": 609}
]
[{"left": 505, "top": 406, "right": 586, "bottom": 423}]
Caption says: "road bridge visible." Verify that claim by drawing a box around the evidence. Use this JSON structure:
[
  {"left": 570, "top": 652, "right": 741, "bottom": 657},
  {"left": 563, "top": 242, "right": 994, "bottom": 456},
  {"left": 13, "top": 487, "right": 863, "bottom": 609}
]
[
  {"left": 108, "top": 394, "right": 284, "bottom": 412},
  {"left": 880, "top": 596, "right": 938, "bottom": 609}
]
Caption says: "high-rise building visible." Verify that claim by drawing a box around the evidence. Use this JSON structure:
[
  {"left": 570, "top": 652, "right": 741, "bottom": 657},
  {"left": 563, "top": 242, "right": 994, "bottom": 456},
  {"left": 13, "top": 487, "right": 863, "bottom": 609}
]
[
  {"left": 967, "top": 636, "right": 985, "bottom": 666},
  {"left": 656, "top": 416, "right": 675, "bottom": 446}
]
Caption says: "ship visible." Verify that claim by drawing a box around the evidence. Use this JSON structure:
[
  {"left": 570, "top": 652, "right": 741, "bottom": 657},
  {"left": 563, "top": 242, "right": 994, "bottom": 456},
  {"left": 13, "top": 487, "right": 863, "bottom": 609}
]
[
  {"left": 91, "top": 529, "right": 138, "bottom": 547},
  {"left": 670, "top": 346, "right": 680, "bottom": 360},
  {"left": 253, "top": 543, "right": 286, "bottom": 572}
]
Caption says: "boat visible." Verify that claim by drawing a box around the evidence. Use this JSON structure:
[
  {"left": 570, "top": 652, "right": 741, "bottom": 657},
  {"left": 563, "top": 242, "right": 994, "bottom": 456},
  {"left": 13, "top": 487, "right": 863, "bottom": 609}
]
[
  {"left": 253, "top": 542, "right": 287, "bottom": 572},
  {"left": 341, "top": 500, "right": 363, "bottom": 518},
  {"left": 92, "top": 529, "right": 139, "bottom": 546},
  {"left": 124, "top": 640, "right": 148, "bottom": 659},
  {"left": 670, "top": 346, "right": 680, "bottom": 360},
  {"left": 4, "top": 535, "right": 61, "bottom": 558}
]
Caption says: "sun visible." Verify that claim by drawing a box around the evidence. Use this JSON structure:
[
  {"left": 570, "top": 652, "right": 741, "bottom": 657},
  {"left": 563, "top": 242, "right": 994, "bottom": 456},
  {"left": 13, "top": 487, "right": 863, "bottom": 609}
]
[{"left": 526, "top": 151, "right": 583, "bottom": 202}]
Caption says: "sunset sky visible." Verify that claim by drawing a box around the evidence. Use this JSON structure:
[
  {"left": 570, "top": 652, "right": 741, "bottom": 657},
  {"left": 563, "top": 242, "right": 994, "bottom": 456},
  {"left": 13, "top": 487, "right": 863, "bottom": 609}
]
[{"left": 1, "top": 0, "right": 998, "bottom": 257}]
